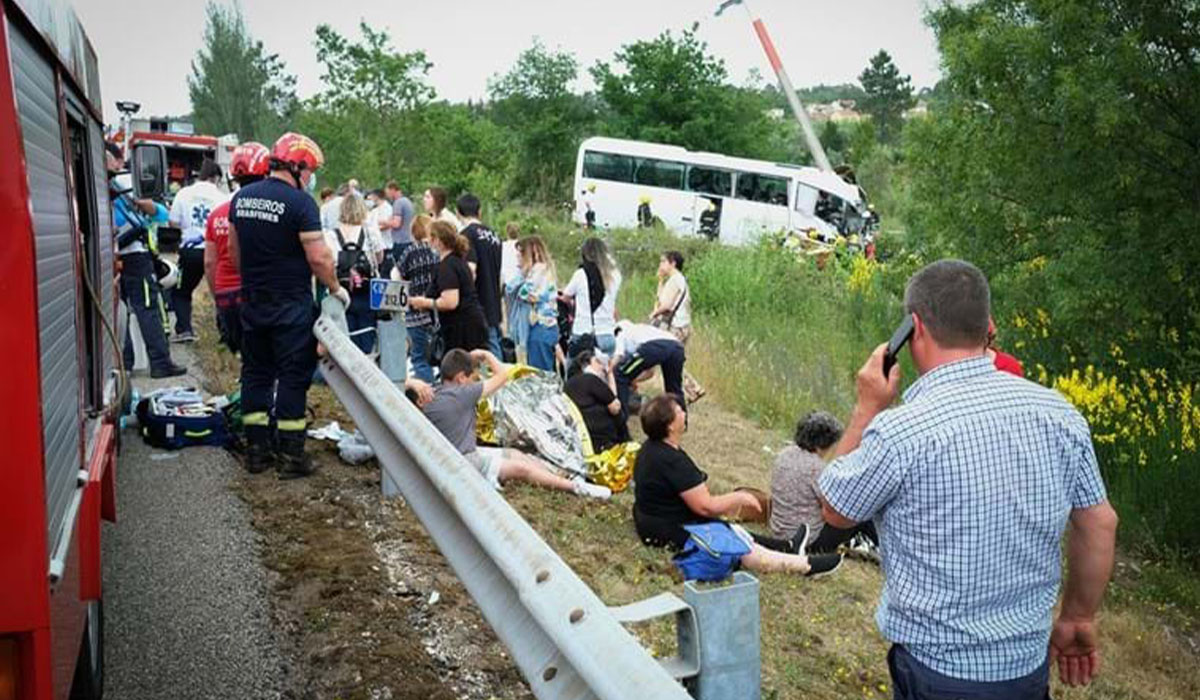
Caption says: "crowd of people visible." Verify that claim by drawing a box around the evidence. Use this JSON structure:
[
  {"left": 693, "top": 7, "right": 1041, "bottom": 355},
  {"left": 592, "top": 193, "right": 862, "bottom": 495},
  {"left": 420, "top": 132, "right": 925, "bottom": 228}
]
[{"left": 110, "top": 128, "right": 1116, "bottom": 698}]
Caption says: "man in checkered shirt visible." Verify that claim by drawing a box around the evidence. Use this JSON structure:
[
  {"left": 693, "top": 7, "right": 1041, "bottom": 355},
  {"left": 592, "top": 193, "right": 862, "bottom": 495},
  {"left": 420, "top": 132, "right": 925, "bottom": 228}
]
[{"left": 818, "top": 260, "right": 1118, "bottom": 699}]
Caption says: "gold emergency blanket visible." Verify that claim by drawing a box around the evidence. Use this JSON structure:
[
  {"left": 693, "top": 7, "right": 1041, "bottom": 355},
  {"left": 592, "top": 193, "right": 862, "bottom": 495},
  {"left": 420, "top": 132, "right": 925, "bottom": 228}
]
[{"left": 476, "top": 365, "right": 588, "bottom": 479}]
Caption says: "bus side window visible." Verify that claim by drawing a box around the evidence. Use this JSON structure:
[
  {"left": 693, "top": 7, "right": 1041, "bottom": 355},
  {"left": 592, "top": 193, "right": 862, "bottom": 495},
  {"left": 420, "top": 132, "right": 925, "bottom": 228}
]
[
  {"left": 583, "top": 151, "right": 634, "bottom": 183},
  {"left": 795, "top": 183, "right": 819, "bottom": 216},
  {"left": 633, "top": 158, "right": 685, "bottom": 190},
  {"left": 736, "top": 172, "right": 790, "bottom": 206},
  {"left": 686, "top": 166, "right": 732, "bottom": 197}
]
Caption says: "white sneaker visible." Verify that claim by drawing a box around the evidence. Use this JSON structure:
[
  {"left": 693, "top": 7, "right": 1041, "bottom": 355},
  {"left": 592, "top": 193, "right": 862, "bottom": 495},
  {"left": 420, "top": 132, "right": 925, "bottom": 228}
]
[{"left": 572, "top": 481, "right": 612, "bottom": 501}]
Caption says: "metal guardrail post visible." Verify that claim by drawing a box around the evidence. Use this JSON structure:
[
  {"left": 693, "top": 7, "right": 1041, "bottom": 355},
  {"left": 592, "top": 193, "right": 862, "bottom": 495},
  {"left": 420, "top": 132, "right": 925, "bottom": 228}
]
[
  {"left": 313, "top": 316, "right": 692, "bottom": 700},
  {"left": 683, "top": 572, "right": 762, "bottom": 700}
]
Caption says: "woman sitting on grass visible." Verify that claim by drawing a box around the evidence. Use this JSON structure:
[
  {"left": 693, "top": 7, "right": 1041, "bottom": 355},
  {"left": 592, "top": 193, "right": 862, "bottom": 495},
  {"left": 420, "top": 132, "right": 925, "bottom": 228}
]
[
  {"left": 769, "top": 411, "right": 878, "bottom": 554},
  {"left": 632, "top": 394, "right": 843, "bottom": 577}
]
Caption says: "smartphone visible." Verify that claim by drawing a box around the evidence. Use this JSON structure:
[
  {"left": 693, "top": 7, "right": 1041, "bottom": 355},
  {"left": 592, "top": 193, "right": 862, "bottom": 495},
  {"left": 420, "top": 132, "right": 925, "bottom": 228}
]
[{"left": 882, "top": 315, "right": 915, "bottom": 378}]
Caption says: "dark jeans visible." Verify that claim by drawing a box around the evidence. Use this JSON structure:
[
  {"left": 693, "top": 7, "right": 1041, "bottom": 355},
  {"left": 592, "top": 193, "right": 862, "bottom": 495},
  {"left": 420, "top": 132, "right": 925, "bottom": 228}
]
[
  {"left": 120, "top": 252, "right": 173, "bottom": 371},
  {"left": 888, "top": 645, "right": 1051, "bottom": 700},
  {"left": 810, "top": 520, "right": 879, "bottom": 554},
  {"left": 486, "top": 325, "right": 503, "bottom": 357},
  {"left": 172, "top": 246, "right": 205, "bottom": 334},
  {"left": 214, "top": 289, "right": 243, "bottom": 354},
  {"left": 346, "top": 289, "right": 376, "bottom": 354},
  {"left": 616, "top": 339, "right": 685, "bottom": 411},
  {"left": 407, "top": 324, "right": 434, "bottom": 382}
]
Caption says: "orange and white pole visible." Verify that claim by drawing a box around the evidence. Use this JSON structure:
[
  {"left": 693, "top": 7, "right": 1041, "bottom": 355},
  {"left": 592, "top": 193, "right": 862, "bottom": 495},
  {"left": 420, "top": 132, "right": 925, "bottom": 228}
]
[{"left": 718, "top": 0, "right": 834, "bottom": 172}]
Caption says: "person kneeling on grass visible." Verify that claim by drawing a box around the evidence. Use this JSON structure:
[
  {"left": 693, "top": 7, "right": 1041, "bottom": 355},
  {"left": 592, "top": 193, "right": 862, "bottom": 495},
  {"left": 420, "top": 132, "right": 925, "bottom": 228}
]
[
  {"left": 419, "top": 348, "right": 612, "bottom": 500},
  {"left": 632, "top": 394, "right": 843, "bottom": 578},
  {"left": 769, "top": 411, "right": 878, "bottom": 554}
]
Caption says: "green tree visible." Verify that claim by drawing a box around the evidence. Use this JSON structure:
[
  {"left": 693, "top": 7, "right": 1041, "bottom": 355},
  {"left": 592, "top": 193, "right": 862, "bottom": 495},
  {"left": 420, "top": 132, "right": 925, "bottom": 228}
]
[
  {"left": 488, "top": 40, "right": 593, "bottom": 202},
  {"left": 590, "top": 28, "right": 777, "bottom": 159},
  {"left": 905, "top": 0, "right": 1200, "bottom": 375},
  {"left": 858, "top": 50, "right": 914, "bottom": 144},
  {"left": 187, "top": 2, "right": 296, "bottom": 142},
  {"left": 300, "top": 22, "right": 435, "bottom": 186}
]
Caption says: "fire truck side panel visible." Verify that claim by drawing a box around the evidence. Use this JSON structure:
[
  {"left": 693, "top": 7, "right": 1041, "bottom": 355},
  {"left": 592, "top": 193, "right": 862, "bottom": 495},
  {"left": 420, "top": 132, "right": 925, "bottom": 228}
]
[
  {"left": 8, "top": 6, "right": 85, "bottom": 569},
  {"left": 0, "top": 7, "right": 55, "bottom": 699},
  {"left": 0, "top": 6, "right": 53, "bottom": 635}
]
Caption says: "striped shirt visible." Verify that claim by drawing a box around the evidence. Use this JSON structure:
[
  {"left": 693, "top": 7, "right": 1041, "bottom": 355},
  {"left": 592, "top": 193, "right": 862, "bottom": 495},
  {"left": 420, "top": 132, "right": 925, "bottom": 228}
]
[{"left": 818, "top": 355, "right": 1107, "bottom": 682}]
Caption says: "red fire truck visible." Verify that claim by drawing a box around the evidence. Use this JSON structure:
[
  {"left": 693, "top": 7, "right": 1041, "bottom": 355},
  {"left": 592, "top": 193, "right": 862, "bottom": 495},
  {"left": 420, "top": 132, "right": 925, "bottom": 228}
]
[{"left": 0, "top": 0, "right": 128, "bottom": 697}]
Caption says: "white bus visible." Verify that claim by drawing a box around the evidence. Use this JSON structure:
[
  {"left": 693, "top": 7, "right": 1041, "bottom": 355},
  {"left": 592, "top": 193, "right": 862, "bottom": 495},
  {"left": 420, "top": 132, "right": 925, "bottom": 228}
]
[{"left": 572, "top": 136, "right": 876, "bottom": 245}]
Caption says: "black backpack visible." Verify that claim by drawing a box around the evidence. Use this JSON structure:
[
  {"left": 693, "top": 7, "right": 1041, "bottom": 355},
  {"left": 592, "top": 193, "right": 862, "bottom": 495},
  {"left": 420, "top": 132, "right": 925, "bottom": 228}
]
[{"left": 335, "top": 229, "right": 372, "bottom": 284}]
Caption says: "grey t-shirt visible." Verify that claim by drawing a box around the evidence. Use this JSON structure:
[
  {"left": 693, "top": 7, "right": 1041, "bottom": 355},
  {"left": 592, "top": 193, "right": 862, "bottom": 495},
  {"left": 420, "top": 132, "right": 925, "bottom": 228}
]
[
  {"left": 423, "top": 382, "right": 483, "bottom": 455},
  {"left": 768, "top": 444, "right": 827, "bottom": 542},
  {"left": 392, "top": 196, "right": 415, "bottom": 245}
]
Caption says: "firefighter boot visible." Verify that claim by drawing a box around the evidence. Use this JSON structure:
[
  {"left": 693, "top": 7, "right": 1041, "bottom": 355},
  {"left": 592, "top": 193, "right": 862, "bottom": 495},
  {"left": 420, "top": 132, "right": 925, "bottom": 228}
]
[
  {"left": 276, "top": 431, "right": 318, "bottom": 481},
  {"left": 243, "top": 424, "right": 275, "bottom": 475}
]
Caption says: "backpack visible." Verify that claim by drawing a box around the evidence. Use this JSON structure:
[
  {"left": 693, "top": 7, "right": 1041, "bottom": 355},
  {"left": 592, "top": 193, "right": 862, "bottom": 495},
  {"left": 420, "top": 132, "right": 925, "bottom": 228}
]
[
  {"left": 335, "top": 228, "right": 372, "bottom": 287},
  {"left": 671, "top": 522, "right": 751, "bottom": 582}
]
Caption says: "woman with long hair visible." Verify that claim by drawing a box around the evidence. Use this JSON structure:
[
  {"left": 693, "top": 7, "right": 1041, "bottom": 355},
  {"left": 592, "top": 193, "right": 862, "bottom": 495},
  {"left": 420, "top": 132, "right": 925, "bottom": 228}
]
[
  {"left": 423, "top": 186, "right": 461, "bottom": 230},
  {"left": 407, "top": 220, "right": 488, "bottom": 353},
  {"left": 504, "top": 236, "right": 559, "bottom": 372},
  {"left": 560, "top": 237, "right": 622, "bottom": 355},
  {"left": 324, "top": 193, "right": 385, "bottom": 353}
]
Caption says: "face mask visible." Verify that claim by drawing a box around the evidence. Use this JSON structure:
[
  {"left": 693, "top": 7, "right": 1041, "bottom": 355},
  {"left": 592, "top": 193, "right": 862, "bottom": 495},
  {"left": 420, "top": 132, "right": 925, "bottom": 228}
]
[{"left": 305, "top": 172, "right": 318, "bottom": 195}]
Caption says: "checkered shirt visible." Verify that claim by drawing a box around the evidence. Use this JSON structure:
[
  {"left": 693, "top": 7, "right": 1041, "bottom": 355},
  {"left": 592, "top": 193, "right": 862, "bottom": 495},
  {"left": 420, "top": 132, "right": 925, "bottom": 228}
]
[{"left": 818, "top": 355, "right": 1107, "bottom": 682}]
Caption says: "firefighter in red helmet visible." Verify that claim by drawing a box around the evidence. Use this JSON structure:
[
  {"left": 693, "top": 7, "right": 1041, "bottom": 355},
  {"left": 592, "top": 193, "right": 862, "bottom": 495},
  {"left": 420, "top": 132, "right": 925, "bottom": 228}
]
[
  {"left": 227, "top": 133, "right": 349, "bottom": 478},
  {"left": 203, "top": 142, "right": 269, "bottom": 353}
]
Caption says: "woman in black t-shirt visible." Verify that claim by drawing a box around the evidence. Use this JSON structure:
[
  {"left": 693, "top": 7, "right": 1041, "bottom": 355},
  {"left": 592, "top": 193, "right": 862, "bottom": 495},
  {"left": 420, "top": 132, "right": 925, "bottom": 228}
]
[
  {"left": 632, "top": 394, "right": 843, "bottom": 577},
  {"left": 564, "top": 350, "right": 629, "bottom": 451},
  {"left": 407, "top": 221, "right": 488, "bottom": 353}
]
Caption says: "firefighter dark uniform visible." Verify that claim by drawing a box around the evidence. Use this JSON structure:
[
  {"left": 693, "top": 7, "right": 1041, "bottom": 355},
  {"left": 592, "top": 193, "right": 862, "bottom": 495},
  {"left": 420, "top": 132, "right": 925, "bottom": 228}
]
[
  {"left": 111, "top": 174, "right": 187, "bottom": 377},
  {"left": 229, "top": 133, "right": 333, "bottom": 478}
]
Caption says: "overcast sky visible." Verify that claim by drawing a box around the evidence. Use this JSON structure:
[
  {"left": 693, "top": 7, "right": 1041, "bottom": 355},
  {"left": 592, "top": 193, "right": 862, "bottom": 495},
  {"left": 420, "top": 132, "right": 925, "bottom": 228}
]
[{"left": 74, "top": 0, "right": 943, "bottom": 122}]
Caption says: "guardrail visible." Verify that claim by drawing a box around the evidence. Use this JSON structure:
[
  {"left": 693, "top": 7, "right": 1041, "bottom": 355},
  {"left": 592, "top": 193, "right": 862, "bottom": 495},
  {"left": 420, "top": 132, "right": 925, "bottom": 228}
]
[{"left": 313, "top": 314, "right": 694, "bottom": 700}]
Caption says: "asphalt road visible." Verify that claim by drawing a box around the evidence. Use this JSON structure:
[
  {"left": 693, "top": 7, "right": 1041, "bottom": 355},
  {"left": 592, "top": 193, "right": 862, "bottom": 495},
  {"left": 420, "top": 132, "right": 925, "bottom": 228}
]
[{"left": 102, "top": 344, "right": 288, "bottom": 699}]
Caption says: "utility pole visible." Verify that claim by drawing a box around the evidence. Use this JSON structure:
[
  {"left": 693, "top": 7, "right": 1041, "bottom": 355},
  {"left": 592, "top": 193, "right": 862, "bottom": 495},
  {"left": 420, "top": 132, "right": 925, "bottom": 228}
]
[{"left": 716, "top": 0, "right": 833, "bottom": 172}]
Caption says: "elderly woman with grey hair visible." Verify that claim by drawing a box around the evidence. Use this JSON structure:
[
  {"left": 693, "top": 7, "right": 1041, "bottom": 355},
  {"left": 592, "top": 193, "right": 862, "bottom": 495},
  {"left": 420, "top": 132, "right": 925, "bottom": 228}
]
[{"left": 769, "top": 411, "right": 879, "bottom": 553}]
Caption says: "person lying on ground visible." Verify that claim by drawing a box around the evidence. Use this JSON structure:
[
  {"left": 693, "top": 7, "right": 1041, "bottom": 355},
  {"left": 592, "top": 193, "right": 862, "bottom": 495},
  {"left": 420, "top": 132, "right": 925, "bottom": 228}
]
[
  {"left": 633, "top": 394, "right": 843, "bottom": 578},
  {"left": 564, "top": 349, "right": 630, "bottom": 451},
  {"left": 818, "top": 259, "right": 1117, "bottom": 695},
  {"left": 770, "top": 411, "right": 877, "bottom": 554},
  {"left": 418, "top": 348, "right": 611, "bottom": 500}
]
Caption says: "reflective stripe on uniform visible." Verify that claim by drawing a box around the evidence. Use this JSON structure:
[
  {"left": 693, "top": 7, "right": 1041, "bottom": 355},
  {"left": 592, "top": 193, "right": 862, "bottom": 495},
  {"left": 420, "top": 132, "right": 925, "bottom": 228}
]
[
  {"left": 277, "top": 418, "right": 307, "bottom": 432},
  {"left": 243, "top": 411, "right": 271, "bottom": 427},
  {"left": 142, "top": 279, "right": 151, "bottom": 308}
]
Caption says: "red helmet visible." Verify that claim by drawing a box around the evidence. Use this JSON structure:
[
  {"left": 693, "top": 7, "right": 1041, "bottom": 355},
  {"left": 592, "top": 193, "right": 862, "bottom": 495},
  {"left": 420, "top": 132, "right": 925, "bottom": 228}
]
[
  {"left": 230, "top": 142, "right": 271, "bottom": 179},
  {"left": 270, "top": 132, "right": 324, "bottom": 174}
]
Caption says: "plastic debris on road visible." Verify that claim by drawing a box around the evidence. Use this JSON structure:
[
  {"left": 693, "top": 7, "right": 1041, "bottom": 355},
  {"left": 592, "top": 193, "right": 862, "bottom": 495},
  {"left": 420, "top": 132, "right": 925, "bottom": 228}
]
[{"left": 337, "top": 431, "right": 375, "bottom": 465}]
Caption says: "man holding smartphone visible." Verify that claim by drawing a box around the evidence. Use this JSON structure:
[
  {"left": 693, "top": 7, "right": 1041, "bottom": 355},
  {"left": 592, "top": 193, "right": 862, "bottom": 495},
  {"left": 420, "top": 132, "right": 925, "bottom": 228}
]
[{"left": 817, "top": 259, "right": 1117, "bottom": 699}]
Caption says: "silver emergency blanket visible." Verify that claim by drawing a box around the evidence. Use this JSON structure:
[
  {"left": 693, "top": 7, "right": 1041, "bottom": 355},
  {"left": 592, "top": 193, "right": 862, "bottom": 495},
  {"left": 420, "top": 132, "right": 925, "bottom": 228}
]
[{"left": 481, "top": 367, "right": 587, "bottom": 479}]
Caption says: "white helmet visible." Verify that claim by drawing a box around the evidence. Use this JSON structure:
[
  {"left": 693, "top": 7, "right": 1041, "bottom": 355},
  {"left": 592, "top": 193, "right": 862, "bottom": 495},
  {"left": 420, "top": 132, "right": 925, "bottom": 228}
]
[{"left": 155, "top": 258, "right": 180, "bottom": 290}]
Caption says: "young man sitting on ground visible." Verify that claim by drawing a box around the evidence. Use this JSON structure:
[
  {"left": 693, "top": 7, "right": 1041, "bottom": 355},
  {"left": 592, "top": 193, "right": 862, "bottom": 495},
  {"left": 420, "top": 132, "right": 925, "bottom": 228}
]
[{"left": 419, "top": 348, "right": 611, "bottom": 500}]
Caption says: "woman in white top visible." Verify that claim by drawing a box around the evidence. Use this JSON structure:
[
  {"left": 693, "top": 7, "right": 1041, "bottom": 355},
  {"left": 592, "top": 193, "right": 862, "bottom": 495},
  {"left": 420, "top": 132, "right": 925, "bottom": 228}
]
[
  {"left": 560, "top": 237, "right": 622, "bottom": 356},
  {"left": 423, "top": 186, "right": 461, "bottom": 230},
  {"left": 651, "top": 250, "right": 692, "bottom": 344},
  {"left": 324, "top": 194, "right": 385, "bottom": 354}
]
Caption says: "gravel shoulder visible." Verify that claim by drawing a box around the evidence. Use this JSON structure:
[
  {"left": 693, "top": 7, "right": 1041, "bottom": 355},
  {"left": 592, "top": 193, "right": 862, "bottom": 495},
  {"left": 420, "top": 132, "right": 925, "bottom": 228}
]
[{"left": 102, "top": 343, "right": 291, "bottom": 699}]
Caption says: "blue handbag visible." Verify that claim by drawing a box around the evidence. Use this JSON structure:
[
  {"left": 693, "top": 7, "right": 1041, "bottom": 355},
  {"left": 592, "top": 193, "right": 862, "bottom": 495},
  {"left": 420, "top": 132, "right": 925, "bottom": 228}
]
[{"left": 672, "top": 522, "right": 751, "bottom": 582}]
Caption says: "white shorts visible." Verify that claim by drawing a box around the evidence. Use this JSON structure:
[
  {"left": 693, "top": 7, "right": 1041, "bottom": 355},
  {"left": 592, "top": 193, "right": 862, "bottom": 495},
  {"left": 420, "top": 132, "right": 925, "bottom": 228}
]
[{"left": 466, "top": 446, "right": 505, "bottom": 490}]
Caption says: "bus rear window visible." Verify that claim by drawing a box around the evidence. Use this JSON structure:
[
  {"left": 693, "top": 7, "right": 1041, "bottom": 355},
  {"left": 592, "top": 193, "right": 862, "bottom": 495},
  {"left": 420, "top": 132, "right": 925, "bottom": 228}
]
[
  {"left": 633, "top": 158, "right": 685, "bottom": 190},
  {"left": 582, "top": 151, "right": 633, "bottom": 183},
  {"left": 735, "top": 172, "right": 790, "bottom": 206},
  {"left": 687, "top": 166, "right": 732, "bottom": 196}
]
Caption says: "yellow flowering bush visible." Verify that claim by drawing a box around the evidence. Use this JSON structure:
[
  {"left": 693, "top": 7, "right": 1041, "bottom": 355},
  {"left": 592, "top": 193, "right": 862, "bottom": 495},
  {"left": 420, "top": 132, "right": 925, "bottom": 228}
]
[{"left": 1051, "top": 365, "right": 1199, "bottom": 461}]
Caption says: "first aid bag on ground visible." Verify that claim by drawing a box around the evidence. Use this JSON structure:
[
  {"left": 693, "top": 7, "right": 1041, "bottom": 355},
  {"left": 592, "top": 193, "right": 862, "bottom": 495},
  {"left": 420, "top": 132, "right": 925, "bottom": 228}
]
[
  {"left": 136, "top": 387, "right": 232, "bottom": 450},
  {"left": 672, "top": 522, "right": 751, "bottom": 582}
]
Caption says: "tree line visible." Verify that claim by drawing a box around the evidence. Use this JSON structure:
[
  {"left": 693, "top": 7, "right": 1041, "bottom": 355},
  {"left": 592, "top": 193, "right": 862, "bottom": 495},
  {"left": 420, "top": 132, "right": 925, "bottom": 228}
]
[{"left": 187, "top": 5, "right": 915, "bottom": 206}]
